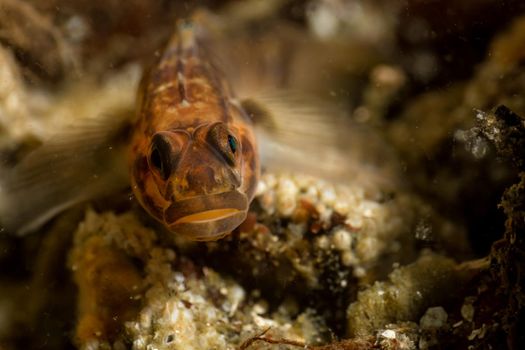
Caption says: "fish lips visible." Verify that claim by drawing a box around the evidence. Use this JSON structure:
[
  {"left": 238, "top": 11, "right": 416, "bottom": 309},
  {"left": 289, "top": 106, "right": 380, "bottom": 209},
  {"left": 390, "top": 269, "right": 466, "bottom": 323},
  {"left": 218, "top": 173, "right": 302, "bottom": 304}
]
[{"left": 164, "top": 190, "right": 248, "bottom": 241}]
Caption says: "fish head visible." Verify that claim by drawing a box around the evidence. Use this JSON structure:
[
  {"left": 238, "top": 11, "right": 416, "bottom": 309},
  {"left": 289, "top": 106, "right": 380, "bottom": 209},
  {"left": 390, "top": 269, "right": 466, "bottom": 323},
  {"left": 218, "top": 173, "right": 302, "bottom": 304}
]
[
  {"left": 130, "top": 19, "right": 259, "bottom": 240},
  {"left": 131, "top": 119, "right": 259, "bottom": 241}
]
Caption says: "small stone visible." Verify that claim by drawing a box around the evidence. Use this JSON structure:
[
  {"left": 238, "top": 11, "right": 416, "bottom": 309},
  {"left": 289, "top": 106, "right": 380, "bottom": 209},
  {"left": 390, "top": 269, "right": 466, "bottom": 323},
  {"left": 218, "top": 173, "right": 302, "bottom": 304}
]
[
  {"left": 420, "top": 307, "right": 448, "bottom": 330},
  {"left": 259, "top": 191, "right": 276, "bottom": 214},
  {"left": 341, "top": 251, "right": 357, "bottom": 266},
  {"left": 276, "top": 178, "right": 299, "bottom": 217},
  {"left": 461, "top": 299, "right": 475, "bottom": 322},
  {"left": 468, "top": 324, "right": 487, "bottom": 340},
  {"left": 332, "top": 229, "right": 352, "bottom": 251},
  {"left": 353, "top": 266, "right": 366, "bottom": 278},
  {"left": 345, "top": 215, "right": 363, "bottom": 229},
  {"left": 316, "top": 236, "right": 330, "bottom": 250},
  {"left": 381, "top": 329, "right": 396, "bottom": 339},
  {"left": 320, "top": 187, "right": 337, "bottom": 206}
]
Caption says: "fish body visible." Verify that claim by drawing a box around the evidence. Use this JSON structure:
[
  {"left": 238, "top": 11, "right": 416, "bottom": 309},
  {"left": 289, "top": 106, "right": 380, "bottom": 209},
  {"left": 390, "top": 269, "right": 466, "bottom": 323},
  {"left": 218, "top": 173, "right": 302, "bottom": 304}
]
[{"left": 130, "top": 22, "right": 260, "bottom": 241}]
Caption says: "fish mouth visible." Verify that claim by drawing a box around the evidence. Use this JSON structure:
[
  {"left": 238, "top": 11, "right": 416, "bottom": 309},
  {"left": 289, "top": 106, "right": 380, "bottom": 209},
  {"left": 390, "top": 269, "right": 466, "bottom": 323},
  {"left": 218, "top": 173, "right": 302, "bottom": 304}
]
[
  {"left": 164, "top": 190, "right": 248, "bottom": 241},
  {"left": 174, "top": 208, "right": 242, "bottom": 224}
]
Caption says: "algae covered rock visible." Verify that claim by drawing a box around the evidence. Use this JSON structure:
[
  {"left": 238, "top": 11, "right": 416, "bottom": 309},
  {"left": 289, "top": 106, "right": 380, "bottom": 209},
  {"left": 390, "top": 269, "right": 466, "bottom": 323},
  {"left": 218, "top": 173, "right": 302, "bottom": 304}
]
[
  {"left": 69, "top": 209, "right": 328, "bottom": 349},
  {"left": 346, "top": 253, "right": 473, "bottom": 337}
]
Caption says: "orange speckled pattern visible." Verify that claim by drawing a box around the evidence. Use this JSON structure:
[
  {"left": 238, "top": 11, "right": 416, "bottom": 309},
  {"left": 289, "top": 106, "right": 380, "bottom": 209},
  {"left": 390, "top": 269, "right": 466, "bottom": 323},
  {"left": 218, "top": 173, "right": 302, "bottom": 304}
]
[{"left": 129, "top": 21, "right": 259, "bottom": 241}]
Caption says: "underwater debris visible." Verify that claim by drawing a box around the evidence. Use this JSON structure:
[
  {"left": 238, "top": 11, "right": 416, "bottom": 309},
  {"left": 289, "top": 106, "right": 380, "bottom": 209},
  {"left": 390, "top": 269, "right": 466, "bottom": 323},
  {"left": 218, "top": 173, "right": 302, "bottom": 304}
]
[
  {"left": 475, "top": 106, "right": 525, "bottom": 168},
  {"left": 238, "top": 327, "right": 376, "bottom": 350},
  {"left": 238, "top": 328, "right": 306, "bottom": 350}
]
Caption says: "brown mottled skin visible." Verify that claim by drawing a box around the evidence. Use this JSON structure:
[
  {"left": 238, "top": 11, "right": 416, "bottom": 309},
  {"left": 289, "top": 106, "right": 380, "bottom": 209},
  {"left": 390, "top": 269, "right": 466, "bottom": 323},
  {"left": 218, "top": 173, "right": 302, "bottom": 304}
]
[{"left": 130, "top": 22, "right": 259, "bottom": 240}]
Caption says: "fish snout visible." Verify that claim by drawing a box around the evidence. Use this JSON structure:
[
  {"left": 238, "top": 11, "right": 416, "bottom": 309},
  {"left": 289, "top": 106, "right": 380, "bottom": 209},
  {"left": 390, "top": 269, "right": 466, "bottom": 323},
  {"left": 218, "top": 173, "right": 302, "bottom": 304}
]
[
  {"left": 175, "top": 145, "right": 242, "bottom": 197},
  {"left": 185, "top": 164, "right": 226, "bottom": 193}
]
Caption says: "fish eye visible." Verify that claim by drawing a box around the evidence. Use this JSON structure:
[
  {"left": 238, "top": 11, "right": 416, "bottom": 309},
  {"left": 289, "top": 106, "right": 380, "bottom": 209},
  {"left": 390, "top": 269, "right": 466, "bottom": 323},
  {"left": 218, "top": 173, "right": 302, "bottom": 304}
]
[
  {"left": 208, "top": 123, "right": 238, "bottom": 165},
  {"left": 150, "top": 133, "right": 176, "bottom": 180},
  {"left": 150, "top": 147, "right": 163, "bottom": 173},
  {"left": 227, "top": 134, "right": 237, "bottom": 154}
]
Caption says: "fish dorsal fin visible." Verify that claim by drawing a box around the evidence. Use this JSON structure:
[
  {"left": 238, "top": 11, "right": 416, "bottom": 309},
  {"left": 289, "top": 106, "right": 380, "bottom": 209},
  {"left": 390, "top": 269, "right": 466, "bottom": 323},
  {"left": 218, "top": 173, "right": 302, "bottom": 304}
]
[{"left": 241, "top": 93, "right": 402, "bottom": 192}]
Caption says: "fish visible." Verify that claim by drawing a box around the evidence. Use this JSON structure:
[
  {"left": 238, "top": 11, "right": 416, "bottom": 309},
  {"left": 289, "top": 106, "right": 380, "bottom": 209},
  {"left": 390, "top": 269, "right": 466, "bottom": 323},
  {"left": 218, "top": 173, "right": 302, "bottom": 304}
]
[
  {"left": 0, "top": 15, "right": 400, "bottom": 239},
  {"left": 129, "top": 22, "right": 259, "bottom": 240}
]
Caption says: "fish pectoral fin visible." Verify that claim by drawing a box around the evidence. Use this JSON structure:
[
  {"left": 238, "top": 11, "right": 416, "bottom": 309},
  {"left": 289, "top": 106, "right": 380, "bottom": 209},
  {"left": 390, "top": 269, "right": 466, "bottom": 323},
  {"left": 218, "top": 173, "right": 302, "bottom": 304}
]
[
  {"left": 0, "top": 112, "right": 131, "bottom": 235},
  {"left": 241, "top": 92, "right": 401, "bottom": 189}
]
